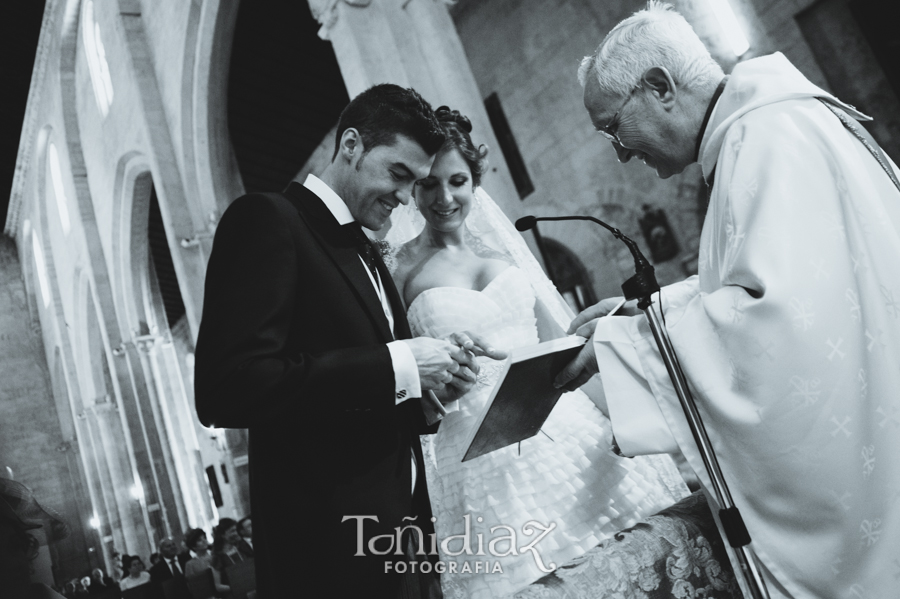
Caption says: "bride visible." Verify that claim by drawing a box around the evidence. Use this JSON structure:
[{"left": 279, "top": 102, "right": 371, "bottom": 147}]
[{"left": 386, "top": 107, "right": 689, "bottom": 598}]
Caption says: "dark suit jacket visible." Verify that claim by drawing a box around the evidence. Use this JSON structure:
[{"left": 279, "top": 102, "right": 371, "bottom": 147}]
[
  {"left": 236, "top": 538, "right": 254, "bottom": 558},
  {"left": 148, "top": 553, "right": 190, "bottom": 582},
  {"left": 194, "top": 183, "right": 438, "bottom": 599},
  {"left": 148, "top": 553, "right": 191, "bottom": 599}
]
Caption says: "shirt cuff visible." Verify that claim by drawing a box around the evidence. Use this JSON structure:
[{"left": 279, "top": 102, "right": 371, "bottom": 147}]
[
  {"left": 388, "top": 340, "right": 421, "bottom": 405},
  {"left": 594, "top": 315, "right": 679, "bottom": 456}
]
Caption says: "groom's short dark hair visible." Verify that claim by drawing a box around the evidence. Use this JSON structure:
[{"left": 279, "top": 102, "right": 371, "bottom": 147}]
[{"left": 332, "top": 84, "right": 445, "bottom": 160}]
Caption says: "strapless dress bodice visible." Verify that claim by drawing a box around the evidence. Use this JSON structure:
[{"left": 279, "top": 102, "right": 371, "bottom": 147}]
[{"left": 406, "top": 266, "right": 539, "bottom": 352}]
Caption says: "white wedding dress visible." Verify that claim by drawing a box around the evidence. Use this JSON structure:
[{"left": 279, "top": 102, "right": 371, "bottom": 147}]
[{"left": 407, "top": 266, "right": 689, "bottom": 599}]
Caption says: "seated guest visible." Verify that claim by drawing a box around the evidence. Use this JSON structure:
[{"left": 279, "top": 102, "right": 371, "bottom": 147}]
[
  {"left": 118, "top": 556, "right": 151, "bottom": 591},
  {"left": 87, "top": 568, "right": 117, "bottom": 594},
  {"left": 183, "top": 528, "right": 213, "bottom": 579},
  {"left": 62, "top": 581, "right": 77, "bottom": 598},
  {"left": 149, "top": 537, "right": 190, "bottom": 582},
  {"left": 235, "top": 517, "right": 252, "bottom": 558},
  {"left": 210, "top": 518, "right": 247, "bottom": 596}
]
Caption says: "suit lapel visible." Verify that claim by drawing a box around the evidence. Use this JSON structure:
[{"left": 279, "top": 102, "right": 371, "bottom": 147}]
[{"left": 283, "top": 183, "right": 394, "bottom": 343}]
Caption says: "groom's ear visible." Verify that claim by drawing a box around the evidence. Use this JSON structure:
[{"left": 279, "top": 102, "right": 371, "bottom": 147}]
[{"left": 338, "top": 128, "right": 364, "bottom": 164}]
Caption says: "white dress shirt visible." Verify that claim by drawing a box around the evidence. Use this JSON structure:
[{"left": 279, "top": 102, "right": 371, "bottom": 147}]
[
  {"left": 167, "top": 557, "right": 182, "bottom": 576},
  {"left": 303, "top": 174, "right": 422, "bottom": 491},
  {"left": 303, "top": 174, "right": 421, "bottom": 403}
]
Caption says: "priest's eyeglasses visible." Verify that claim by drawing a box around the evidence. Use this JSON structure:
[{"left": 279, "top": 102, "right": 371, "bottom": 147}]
[{"left": 597, "top": 84, "right": 642, "bottom": 145}]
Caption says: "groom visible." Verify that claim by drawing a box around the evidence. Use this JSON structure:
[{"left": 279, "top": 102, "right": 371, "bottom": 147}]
[{"left": 194, "top": 84, "right": 502, "bottom": 599}]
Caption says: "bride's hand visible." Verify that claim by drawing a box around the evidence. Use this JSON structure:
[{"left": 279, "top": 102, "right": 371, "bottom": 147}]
[
  {"left": 433, "top": 331, "right": 507, "bottom": 404},
  {"left": 566, "top": 297, "right": 636, "bottom": 336},
  {"left": 446, "top": 331, "right": 508, "bottom": 361}
]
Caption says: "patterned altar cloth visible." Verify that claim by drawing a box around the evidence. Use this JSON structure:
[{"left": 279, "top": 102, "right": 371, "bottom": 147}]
[{"left": 510, "top": 492, "right": 740, "bottom": 599}]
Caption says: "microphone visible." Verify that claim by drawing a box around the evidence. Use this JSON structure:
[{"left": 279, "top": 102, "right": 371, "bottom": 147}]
[
  {"left": 514, "top": 215, "right": 537, "bottom": 231},
  {"left": 515, "top": 214, "right": 652, "bottom": 273}
]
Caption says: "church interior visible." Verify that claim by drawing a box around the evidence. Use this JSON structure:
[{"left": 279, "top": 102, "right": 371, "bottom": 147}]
[{"left": 1, "top": 0, "right": 897, "bottom": 593}]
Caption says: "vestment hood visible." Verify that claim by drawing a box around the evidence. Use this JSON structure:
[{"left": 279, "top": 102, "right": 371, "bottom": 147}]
[{"left": 698, "top": 52, "right": 869, "bottom": 181}]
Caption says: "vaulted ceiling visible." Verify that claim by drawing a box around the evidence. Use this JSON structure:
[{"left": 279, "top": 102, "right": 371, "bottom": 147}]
[{"left": 227, "top": 0, "right": 348, "bottom": 193}]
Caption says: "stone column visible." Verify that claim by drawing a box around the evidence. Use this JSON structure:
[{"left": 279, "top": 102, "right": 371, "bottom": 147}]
[
  {"left": 71, "top": 413, "right": 117, "bottom": 579},
  {"left": 308, "top": 0, "right": 533, "bottom": 235},
  {"left": 123, "top": 335, "right": 187, "bottom": 540},
  {"left": 139, "top": 333, "right": 213, "bottom": 534},
  {"left": 80, "top": 400, "right": 153, "bottom": 560}
]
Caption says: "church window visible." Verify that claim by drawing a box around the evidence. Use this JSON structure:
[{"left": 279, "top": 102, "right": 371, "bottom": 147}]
[
  {"left": 48, "top": 143, "right": 71, "bottom": 235},
  {"left": 32, "top": 233, "right": 51, "bottom": 308},
  {"left": 484, "top": 92, "right": 534, "bottom": 200},
  {"left": 82, "top": 0, "right": 114, "bottom": 117},
  {"left": 705, "top": 0, "right": 750, "bottom": 56}
]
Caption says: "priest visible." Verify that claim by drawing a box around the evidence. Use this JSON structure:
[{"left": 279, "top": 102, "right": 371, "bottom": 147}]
[{"left": 557, "top": 3, "right": 900, "bottom": 598}]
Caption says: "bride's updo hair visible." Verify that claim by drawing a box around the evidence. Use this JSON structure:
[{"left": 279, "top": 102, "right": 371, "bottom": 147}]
[{"left": 434, "top": 106, "right": 489, "bottom": 186}]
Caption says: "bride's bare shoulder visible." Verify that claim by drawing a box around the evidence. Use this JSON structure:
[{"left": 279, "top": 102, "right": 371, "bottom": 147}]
[
  {"left": 482, "top": 256, "right": 512, "bottom": 277},
  {"left": 392, "top": 241, "right": 418, "bottom": 272}
]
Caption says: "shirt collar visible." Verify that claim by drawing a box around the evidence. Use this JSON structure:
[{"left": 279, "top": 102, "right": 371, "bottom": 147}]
[
  {"left": 694, "top": 76, "right": 728, "bottom": 162},
  {"left": 302, "top": 174, "right": 355, "bottom": 225}
]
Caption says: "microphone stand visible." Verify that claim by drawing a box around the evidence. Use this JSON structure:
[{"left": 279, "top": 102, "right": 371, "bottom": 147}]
[{"left": 518, "top": 215, "right": 770, "bottom": 599}]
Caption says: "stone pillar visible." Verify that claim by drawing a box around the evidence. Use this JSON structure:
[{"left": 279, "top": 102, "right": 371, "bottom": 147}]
[
  {"left": 71, "top": 412, "right": 118, "bottom": 578},
  {"left": 119, "top": 337, "right": 186, "bottom": 541},
  {"left": 139, "top": 333, "right": 213, "bottom": 534},
  {"left": 308, "top": 0, "right": 532, "bottom": 233},
  {"left": 80, "top": 401, "right": 152, "bottom": 560}
]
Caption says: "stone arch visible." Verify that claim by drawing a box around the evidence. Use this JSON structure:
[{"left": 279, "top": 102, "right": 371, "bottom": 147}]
[
  {"left": 226, "top": 0, "right": 347, "bottom": 193},
  {"left": 111, "top": 150, "right": 216, "bottom": 534},
  {"left": 110, "top": 152, "right": 152, "bottom": 334},
  {"left": 57, "top": 0, "right": 159, "bottom": 557},
  {"left": 28, "top": 119, "right": 106, "bottom": 583},
  {"left": 182, "top": 0, "right": 244, "bottom": 228},
  {"left": 541, "top": 236, "right": 598, "bottom": 313},
  {"left": 115, "top": 0, "right": 208, "bottom": 341},
  {"left": 71, "top": 267, "right": 150, "bottom": 562},
  {"left": 19, "top": 125, "right": 54, "bottom": 322}
]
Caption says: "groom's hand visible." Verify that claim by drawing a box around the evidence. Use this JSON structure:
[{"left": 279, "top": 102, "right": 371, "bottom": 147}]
[
  {"left": 431, "top": 331, "right": 508, "bottom": 404},
  {"left": 432, "top": 350, "right": 478, "bottom": 404},
  {"left": 405, "top": 337, "right": 473, "bottom": 392}
]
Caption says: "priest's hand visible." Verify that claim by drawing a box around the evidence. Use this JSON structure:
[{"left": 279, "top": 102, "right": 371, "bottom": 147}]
[
  {"left": 553, "top": 338, "right": 598, "bottom": 393},
  {"left": 567, "top": 296, "right": 637, "bottom": 335}
]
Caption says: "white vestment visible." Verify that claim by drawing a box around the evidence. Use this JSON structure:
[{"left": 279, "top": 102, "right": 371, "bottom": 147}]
[{"left": 594, "top": 53, "right": 900, "bottom": 599}]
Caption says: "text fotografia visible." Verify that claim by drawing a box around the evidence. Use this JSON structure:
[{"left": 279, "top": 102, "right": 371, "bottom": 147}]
[
  {"left": 343, "top": 514, "right": 558, "bottom": 573},
  {"left": 386, "top": 559, "right": 502, "bottom": 575}
]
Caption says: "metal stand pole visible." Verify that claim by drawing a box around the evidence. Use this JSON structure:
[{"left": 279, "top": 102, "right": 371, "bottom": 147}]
[{"left": 637, "top": 296, "right": 770, "bottom": 599}]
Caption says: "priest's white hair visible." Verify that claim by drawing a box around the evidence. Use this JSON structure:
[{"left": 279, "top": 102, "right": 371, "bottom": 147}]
[{"left": 577, "top": 1, "right": 723, "bottom": 96}]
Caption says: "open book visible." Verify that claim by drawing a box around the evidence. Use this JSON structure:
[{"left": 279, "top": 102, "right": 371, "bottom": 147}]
[{"left": 461, "top": 335, "right": 587, "bottom": 462}]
